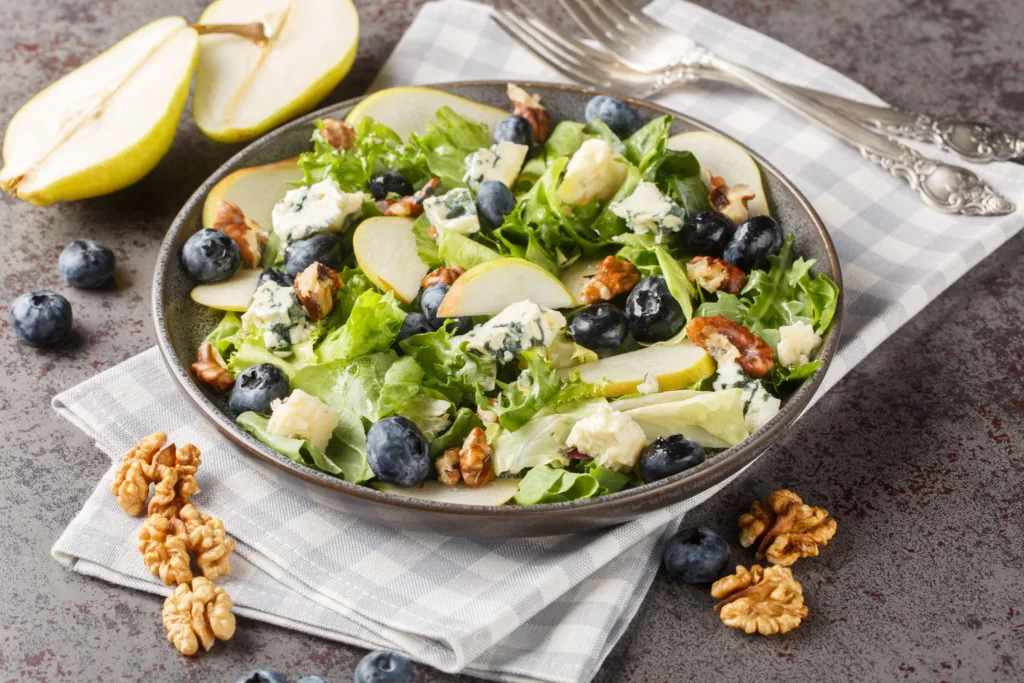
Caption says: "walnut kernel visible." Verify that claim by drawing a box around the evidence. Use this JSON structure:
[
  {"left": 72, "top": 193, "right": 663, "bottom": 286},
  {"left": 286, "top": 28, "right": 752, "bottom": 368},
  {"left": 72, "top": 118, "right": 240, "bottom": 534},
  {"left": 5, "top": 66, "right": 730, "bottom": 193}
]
[
  {"left": 686, "top": 256, "right": 747, "bottom": 295},
  {"left": 320, "top": 117, "right": 357, "bottom": 151},
  {"left": 162, "top": 577, "right": 236, "bottom": 656},
  {"left": 686, "top": 315, "right": 775, "bottom": 377},
  {"left": 422, "top": 266, "right": 466, "bottom": 288},
  {"left": 738, "top": 490, "right": 837, "bottom": 566},
  {"left": 294, "top": 262, "right": 342, "bottom": 322},
  {"left": 212, "top": 201, "right": 268, "bottom": 268},
  {"left": 139, "top": 513, "right": 193, "bottom": 586},
  {"left": 111, "top": 432, "right": 168, "bottom": 516},
  {"left": 580, "top": 256, "right": 640, "bottom": 304},
  {"left": 180, "top": 504, "right": 236, "bottom": 581},
  {"left": 459, "top": 427, "right": 495, "bottom": 488},
  {"left": 192, "top": 343, "right": 233, "bottom": 392},
  {"left": 377, "top": 177, "right": 440, "bottom": 217},
  {"left": 435, "top": 448, "right": 461, "bottom": 487},
  {"left": 708, "top": 172, "right": 756, "bottom": 226},
  {"left": 507, "top": 83, "right": 553, "bottom": 143},
  {"left": 712, "top": 564, "right": 807, "bottom": 635}
]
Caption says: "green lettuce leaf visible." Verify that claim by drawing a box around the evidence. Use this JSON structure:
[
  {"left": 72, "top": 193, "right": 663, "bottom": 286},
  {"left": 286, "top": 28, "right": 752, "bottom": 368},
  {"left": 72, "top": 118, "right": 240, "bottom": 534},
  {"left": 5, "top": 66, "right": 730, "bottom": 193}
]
[
  {"left": 410, "top": 106, "right": 490, "bottom": 188},
  {"left": 545, "top": 121, "right": 586, "bottom": 157},
  {"left": 204, "top": 312, "right": 243, "bottom": 358},
  {"left": 399, "top": 326, "right": 497, "bottom": 405},
  {"left": 412, "top": 214, "right": 443, "bottom": 269},
  {"left": 486, "top": 350, "right": 595, "bottom": 432},
  {"left": 623, "top": 115, "right": 672, "bottom": 173},
  {"left": 228, "top": 337, "right": 317, "bottom": 378},
  {"left": 512, "top": 460, "right": 629, "bottom": 505},
  {"left": 437, "top": 228, "right": 501, "bottom": 270},
  {"left": 586, "top": 118, "right": 627, "bottom": 156},
  {"left": 655, "top": 246, "right": 696, "bottom": 322},
  {"left": 292, "top": 351, "right": 421, "bottom": 422},
  {"left": 318, "top": 290, "right": 406, "bottom": 363},
  {"left": 428, "top": 407, "right": 484, "bottom": 457},
  {"left": 617, "top": 388, "right": 749, "bottom": 448},
  {"left": 236, "top": 412, "right": 372, "bottom": 483},
  {"left": 398, "top": 393, "right": 453, "bottom": 441}
]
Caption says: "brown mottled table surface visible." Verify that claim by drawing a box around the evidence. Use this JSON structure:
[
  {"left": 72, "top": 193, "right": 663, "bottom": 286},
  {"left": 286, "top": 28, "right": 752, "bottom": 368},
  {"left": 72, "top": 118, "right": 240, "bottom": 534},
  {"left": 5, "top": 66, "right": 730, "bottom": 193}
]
[{"left": 2, "top": 0, "right": 1022, "bottom": 681}]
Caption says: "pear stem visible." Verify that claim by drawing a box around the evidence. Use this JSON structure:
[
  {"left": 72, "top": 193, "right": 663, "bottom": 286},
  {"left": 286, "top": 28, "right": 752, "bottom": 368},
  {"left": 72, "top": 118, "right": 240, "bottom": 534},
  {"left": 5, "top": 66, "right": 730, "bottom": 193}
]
[{"left": 190, "top": 22, "right": 269, "bottom": 46}]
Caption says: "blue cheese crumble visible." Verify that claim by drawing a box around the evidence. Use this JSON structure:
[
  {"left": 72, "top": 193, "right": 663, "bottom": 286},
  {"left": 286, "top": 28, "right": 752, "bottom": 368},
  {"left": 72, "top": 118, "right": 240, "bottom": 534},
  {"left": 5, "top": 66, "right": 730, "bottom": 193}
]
[
  {"left": 241, "top": 280, "right": 311, "bottom": 354},
  {"left": 463, "top": 141, "right": 529, "bottom": 190},
  {"left": 423, "top": 188, "right": 480, "bottom": 235},
  {"left": 714, "top": 361, "right": 780, "bottom": 433},
  {"left": 609, "top": 181, "right": 685, "bottom": 244},
  {"left": 271, "top": 177, "right": 366, "bottom": 243},
  {"left": 457, "top": 300, "right": 566, "bottom": 363}
]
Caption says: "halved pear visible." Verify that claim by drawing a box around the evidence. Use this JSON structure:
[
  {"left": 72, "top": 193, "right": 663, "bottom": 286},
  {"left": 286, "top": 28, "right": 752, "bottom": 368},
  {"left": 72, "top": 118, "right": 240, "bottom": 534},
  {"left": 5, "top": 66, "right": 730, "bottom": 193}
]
[
  {"left": 191, "top": 266, "right": 263, "bottom": 312},
  {"left": 438, "top": 257, "right": 577, "bottom": 317},
  {"left": 373, "top": 478, "right": 521, "bottom": 506},
  {"left": 0, "top": 17, "right": 198, "bottom": 205},
  {"left": 352, "top": 216, "right": 429, "bottom": 304},
  {"left": 193, "top": 0, "right": 359, "bottom": 143},
  {"left": 666, "top": 131, "right": 769, "bottom": 217},
  {"left": 202, "top": 157, "right": 302, "bottom": 230},
  {"left": 559, "top": 257, "right": 602, "bottom": 302},
  {"left": 570, "top": 341, "right": 716, "bottom": 398},
  {"left": 346, "top": 86, "right": 509, "bottom": 140}
]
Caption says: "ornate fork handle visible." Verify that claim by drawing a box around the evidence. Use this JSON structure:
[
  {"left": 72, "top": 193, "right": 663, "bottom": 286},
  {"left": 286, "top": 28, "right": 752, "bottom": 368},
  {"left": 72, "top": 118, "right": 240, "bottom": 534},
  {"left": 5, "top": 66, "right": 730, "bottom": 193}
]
[{"left": 868, "top": 115, "right": 1024, "bottom": 164}]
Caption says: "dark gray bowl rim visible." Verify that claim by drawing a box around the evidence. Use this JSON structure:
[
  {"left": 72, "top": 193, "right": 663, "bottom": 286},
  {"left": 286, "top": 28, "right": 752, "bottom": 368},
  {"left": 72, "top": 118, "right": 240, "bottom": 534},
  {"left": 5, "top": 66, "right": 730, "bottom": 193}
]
[{"left": 153, "top": 80, "right": 844, "bottom": 519}]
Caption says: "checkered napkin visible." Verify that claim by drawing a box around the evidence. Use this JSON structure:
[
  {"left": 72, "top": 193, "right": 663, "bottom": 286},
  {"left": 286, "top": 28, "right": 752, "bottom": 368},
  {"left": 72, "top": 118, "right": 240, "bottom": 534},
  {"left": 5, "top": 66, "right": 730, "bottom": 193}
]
[{"left": 52, "top": 1, "right": 1024, "bottom": 681}]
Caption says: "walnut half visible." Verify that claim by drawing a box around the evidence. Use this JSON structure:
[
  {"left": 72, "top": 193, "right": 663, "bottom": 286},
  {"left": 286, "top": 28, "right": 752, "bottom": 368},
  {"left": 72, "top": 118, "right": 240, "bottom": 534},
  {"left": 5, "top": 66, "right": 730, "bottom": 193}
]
[
  {"left": 212, "top": 201, "right": 268, "bottom": 268},
  {"left": 192, "top": 343, "right": 233, "bottom": 392},
  {"left": 460, "top": 427, "right": 495, "bottom": 488},
  {"left": 422, "top": 266, "right": 465, "bottom": 289},
  {"left": 294, "top": 262, "right": 342, "bottom": 322},
  {"left": 139, "top": 512, "right": 193, "bottom": 586},
  {"left": 181, "top": 504, "right": 236, "bottom": 581},
  {"left": 711, "top": 564, "right": 807, "bottom": 635},
  {"left": 320, "top": 118, "right": 357, "bottom": 151},
  {"left": 686, "top": 315, "right": 775, "bottom": 378},
  {"left": 686, "top": 256, "right": 747, "bottom": 295},
  {"left": 111, "top": 432, "right": 169, "bottom": 516},
  {"left": 163, "top": 577, "right": 236, "bottom": 656},
  {"left": 508, "top": 83, "right": 553, "bottom": 143},
  {"left": 580, "top": 255, "right": 640, "bottom": 304},
  {"left": 738, "top": 489, "right": 837, "bottom": 567},
  {"left": 435, "top": 448, "right": 461, "bottom": 487}
]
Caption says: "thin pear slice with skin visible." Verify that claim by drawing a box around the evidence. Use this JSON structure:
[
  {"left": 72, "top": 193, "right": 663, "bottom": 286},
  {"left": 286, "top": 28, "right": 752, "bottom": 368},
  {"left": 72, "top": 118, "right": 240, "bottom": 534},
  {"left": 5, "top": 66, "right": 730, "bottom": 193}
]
[
  {"left": 346, "top": 86, "right": 509, "bottom": 140},
  {"left": 567, "top": 341, "right": 716, "bottom": 398},
  {"left": 191, "top": 267, "right": 263, "bottom": 312},
  {"left": 353, "top": 216, "right": 429, "bottom": 305},
  {"left": 0, "top": 17, "right": 198, "bottom": 205},
  {"left": 666, "top": 131, "right": 770, "bottom": 217},
  {"left": 202, "top": 157, "right": 302, "bottom": 230},
  {"left": 193, "top": 0, "right": 359, "bottom": 143},
  {"left": 438, "top": 257, "right": 577, "bottom": 317},
  {"left": 373, "top": 479, "right": 521, "bottom": 506}
]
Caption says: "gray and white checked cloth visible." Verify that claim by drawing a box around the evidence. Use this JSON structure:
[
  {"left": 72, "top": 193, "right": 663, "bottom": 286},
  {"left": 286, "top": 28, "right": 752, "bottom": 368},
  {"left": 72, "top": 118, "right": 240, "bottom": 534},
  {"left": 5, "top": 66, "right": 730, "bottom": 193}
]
[{"left": 52, "top": 1, "right": 1024, "bottom": 681}]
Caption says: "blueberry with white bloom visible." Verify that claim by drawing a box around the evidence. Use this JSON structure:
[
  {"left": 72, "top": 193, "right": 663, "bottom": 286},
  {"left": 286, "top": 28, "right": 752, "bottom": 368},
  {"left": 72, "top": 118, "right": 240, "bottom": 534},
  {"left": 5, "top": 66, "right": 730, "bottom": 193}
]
[
  {"left": 257, "top": 268, "right": 292, "bottom": 289},
  {"left": 235, "top": 669, "right": 288, "bottom": 683},
  {"left": 181, "top": 229, "right": 241, "bottom": 283},
  {"left": 584, "top": 95, "right": 641, "bottom": 138},
  {"left": 723, "top": 215, "right": 783, "bottom": 272},
  {"left": 420, "top": 284, "right": 472, "bottom": 334},
  {"left": 285, "top": 232, "right": 344, "bottom": 277},
  {"left": 9, "top": 291, "right": 73, "bottom": 346},
  {"left": 366, "top": 418, "right": 430, "bottom": 488},
  {"left": 681, "top": 212, "right": 733, "bottom": 257},
  {"left": 569, "top": 304, "right": 628, "bottom": 352},
  {"left": 493, "top": 114, "right": 534, "bottom": 147},
  {"left": 368, "top": 171, "right": 414, "bottom": 201},
  {"left": 228, "top": 363, "right": 290, "bottom": 415},
  {"left": 624, "top": 276, "right": 684, "bottom": 344},
  {"left": 59, "top": 239, "right": 115, "bottom": 288},
  {"left": 663, "top": 526, "right": 730, "bottom": 584},
  {"left": 639, "top": 435, "right": 706, "bottom": 482},
  {"left": 476, "top": 180, "right": 516, "bottom": 228}
]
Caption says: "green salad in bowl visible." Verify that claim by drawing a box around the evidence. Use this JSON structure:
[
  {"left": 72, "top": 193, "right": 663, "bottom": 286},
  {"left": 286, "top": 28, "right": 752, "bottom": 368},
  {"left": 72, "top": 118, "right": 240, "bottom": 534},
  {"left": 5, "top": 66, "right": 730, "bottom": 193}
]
[{"left": 180, "top": 84, "right": 838, "bottom": 508}]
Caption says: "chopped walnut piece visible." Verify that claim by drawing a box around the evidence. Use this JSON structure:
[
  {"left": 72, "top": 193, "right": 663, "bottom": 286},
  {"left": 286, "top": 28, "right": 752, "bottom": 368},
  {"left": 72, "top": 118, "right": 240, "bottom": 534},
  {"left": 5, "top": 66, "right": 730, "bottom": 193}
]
[
  {"left": 507, "top": 83, "right": 553, "bottom": 143},
  {"left": 180, "top": 504, "right": 236, "bottom": 581},
  {"left": 435, "top": 448, "right": 462, "bottom": 487},
  {"left": 192, "top": 343, "right": 233, "bottom": 392},
  {"left": 320, "top": 117, "right": 357, "bottom": 150},
  {"left": 111, "top": 432, "right": 168, "bottom": 516},
  {"left": 738, "top": 490, "right": 837, "bottom": 567},
  {"left": 294, "top": 262, "right": 343, "bottom": 322},
  {"left": 686, "top": 256, "right": 747, "bottom": 295},
  {"left": 708, "top": 172, "right": 756, "bottom": 227},
  {"left": 459, "top": 427, "right": 495, "bottom": 488},
  {"left": 711, "top": 564, "right": 807, "bottom": 635},
  {"left": 422, "top": 266, "right": 466, "bottom": 288},
  {"left": 580, "top": 256, "right": 640, "bottom": 304},
  {"left": 212, "top": 201, "right": 268, "bottom": 268},
  {"left": 162, "top": 577, "right": 236, "bottom": 656},
  {"left": 377, "top": 177, "right": 440, "bottom": 217},
  {"left": 139, "top": 512, "right": 193, "bottom": 586},
  {"left": 686, "top": 315, "right": 774, "bottom": 377}
]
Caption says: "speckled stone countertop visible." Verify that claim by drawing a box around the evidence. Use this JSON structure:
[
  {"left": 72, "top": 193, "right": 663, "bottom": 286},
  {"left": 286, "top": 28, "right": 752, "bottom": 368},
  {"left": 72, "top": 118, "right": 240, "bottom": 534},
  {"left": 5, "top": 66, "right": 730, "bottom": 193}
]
[{"left": 1, "top": 0, "right": 1022, "bottom": 681}]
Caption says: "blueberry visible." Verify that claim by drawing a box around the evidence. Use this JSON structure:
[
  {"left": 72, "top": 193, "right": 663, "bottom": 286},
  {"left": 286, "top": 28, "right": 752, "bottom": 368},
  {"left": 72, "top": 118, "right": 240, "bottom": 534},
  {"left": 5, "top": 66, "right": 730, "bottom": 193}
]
[
  {"left": 229, "top": 364, "right": 290, "bottom": 415},
  {"left": 257, "top": 268, "right": 293, "bottom": 289},
  {"left": 366, "top": 417, "right": 430, "bottom": 488},
  {"left": 663, "top": 526, "right": 730, "bottom": 584},
  {"left": 569, "top": 304, "right": 628, "bottom": 352},
  {"left": 492, "top": 115, "right": 534, "bottom": 147},
  {"left": 353, "top": 650, "right": 416, "bottom": 683},
  {"left": 681, "top": 212, "right": 733, "bottom": 257},
  {"left": 297, "top": 677, "right": 332, "bottom": 683},
  {"left": 420, "top": 284, "right": 472, "bottom": 334},
  {"left": 368, "top": 171, "right": 414, "bottom": 201},
  {"left": 584, "top": 95, "right": 641, "bottom": 138},
  {"left": 181, "top": 229, "right": 241, "bottom": 283},
  {"left": 9, "top": 291, "right": 73, "bottom": 346},
  {"left": 639, "top": 435, "right": 706, "bottom": 482},
  {"left": 59, "top": 239, "right": 115, "bottom": 288},
  {"left": 476, "top": 180, "right": 516, "bottom": 229},
  {"left": 285, "top": 233, "right": 345, "bottom": 278},
  {"left": 624, "top": 276, "right": 684, "bottom": 344},
  {"left": 394, "top": 312, "right": 434, "bottom": 347},
  {"left": 236, "top": 669, "right": 288, "bottom": 683},
  {"left": 722, "top": 215, "right": 783, "bottom": 272}
]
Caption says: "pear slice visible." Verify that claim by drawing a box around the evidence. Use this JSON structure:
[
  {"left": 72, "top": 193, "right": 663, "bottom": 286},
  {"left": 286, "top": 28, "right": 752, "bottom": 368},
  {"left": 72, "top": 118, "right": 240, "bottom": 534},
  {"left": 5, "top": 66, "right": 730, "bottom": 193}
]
[
  {"left": 346, "top": 86, "right": 509, "bottom": 140},
  {"left": 202, "top": 157, "right": 302, "bottom": 230},
  {"left": 569, "top": 341, "right": 716, "bottom": 398},
  {"left": 373, "top": 478, "right": 521, "bottom": 506},
  {"left": 191, "top": 266, "right": 263, "bottom": 312},
  {"left": 193, "top": 0, "right": 359, "bottom": 143},
  {"left": 559, "top": 257, "right": 602, "bottom": 303},
  {"left": 438, "top": 257, "right": 577, "bottom": 317},
  {"left": 0, "top": 17, "right": 198, "bottom": 205},
  {"left": 352, "top": 216, "right": 429, "bottom": 304},
  {"left": 666, "top": 131, "right": 769, "bottom": 217}
]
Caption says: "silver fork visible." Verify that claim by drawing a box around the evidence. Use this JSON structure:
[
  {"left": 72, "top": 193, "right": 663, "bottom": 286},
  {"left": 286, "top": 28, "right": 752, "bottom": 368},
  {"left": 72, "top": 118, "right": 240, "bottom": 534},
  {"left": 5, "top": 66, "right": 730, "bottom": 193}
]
[
  {"left": 559, "top": 0, "right": 1024, "bottom": 166},
  {"left": 493, "top": 4, "right": 1016, "bottom": 217}
]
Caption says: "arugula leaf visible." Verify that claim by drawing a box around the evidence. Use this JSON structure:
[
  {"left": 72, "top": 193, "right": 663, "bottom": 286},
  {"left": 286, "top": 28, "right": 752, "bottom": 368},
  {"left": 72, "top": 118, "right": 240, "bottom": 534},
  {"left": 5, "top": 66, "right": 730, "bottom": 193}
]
[
  {"left": 410, "top": 106, "right": 491, "bottom": 188},
  {"left": 762, "top": 360, "right": 822, "bottom": 392},
  {"left": 486, "top": 350, "right": 594, "bottom": 432},
  {"left": 623, "top": 115, "right": 672, "bottom": 173},
  {"left": 428, "top": 407, "right": 484, "bottom": 457},
  {"left": 318, "top": 290, "right": 406, "bottom": 363}
]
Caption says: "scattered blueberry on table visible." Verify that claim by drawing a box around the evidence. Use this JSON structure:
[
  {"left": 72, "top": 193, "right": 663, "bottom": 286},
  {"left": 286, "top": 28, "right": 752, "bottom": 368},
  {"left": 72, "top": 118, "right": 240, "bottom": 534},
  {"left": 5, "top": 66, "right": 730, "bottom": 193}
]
[
  {"left": 639, "top": 435, "right": 706, "bottom": 482},
  {"left": 354, "top": 650, "right": 416, "bottom": 683},
  {"left": 368, "top": 171, "right": 414, "bottom": 201},
  {"left": 235, "top": 669, "right": 289, "bottom": 683},
  {"left": 366, "top": 417, "right": 431, "bottom": 488},
  {"left": 228, "top": 363, "right": 291, "bottom": 415},
  {"left": 492, "top": 114, "right": 534, "bottom": 147},
  {"left": 475, "top": 180, "right": 516, "bottom": 228},
  {"left": 182, "top": 228, "right": 241, "bottom": 284},
  {"left": 285, "top": 232, "right": 345, "bottom": 277},
  {"left": 624, "top": 275, "right": 684, "bottom": 344},
  {"left": 58, "top": 238, "right": 116, "bottom": 288},
  {"left": 663, "top": 526, "right": 730, "bottom": 584},
  {"left": 584, "top": 95, "right": 641, "bottom": 138},
  {"left": 569, "top": 304, "right": 629, "bottom": 352},
  {"left": 723, "top": 215, "right": 783, "bottom": 272},
  {"left": 9, "top": 290, "right": 73, "bottom": 346},
  {"left": 420, "top": 283, "right": 471, "bottom": 334}
]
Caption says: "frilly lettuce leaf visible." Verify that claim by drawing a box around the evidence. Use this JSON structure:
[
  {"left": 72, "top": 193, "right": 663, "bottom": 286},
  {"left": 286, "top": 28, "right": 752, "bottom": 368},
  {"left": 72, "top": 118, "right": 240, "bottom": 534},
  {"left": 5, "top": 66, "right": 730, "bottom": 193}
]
[
  {"left": 236, "top": 412, "right": 371, "bottom": 483},
  {"left": 410, "top": 106, "right": 490, "bottom": 188},
  {"left": 428, "top": 407, "right": 484, "bottom": 458},
  {"left": 491, "top": 400, "right": 604, "bottom": 474},
  {"left": 318, "top": 290, "right": 406, "bottom": 363},
  {"left": 486, "top": 350, "right": 595, "bottom": 432},
  {"left": 204, "top": 312, "right": 243, "bottom": 358},
  {"left": 227, "top": 337, "right": 317, "bottom": 379},
  {"left": 399, "top": 326, "right": 497, "bottom": 405}
]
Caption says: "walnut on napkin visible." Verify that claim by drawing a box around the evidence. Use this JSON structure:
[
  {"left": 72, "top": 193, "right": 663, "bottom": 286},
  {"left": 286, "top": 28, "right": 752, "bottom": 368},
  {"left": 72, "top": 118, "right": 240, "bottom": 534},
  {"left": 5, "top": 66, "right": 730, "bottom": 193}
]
[{"left": 163, "top": 577, "right": 236, "bottom": 656}]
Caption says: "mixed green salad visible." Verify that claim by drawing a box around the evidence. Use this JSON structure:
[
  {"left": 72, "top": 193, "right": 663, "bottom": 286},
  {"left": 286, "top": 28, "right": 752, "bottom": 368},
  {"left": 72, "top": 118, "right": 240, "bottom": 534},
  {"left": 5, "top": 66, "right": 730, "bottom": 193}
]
[{"left": 181, "top": 85, "right": 838, "bottom": 506}]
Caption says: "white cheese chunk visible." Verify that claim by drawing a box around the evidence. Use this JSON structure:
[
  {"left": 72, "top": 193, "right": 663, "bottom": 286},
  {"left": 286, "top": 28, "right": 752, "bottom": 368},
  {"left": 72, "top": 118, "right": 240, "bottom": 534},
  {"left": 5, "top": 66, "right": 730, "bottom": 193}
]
[
  {"left": 267, "top": 389, "right": 339, "bottom": 451},
  {"left": 271, "top": 177, "right": 366, "bottom": 243},
  {"left": 457, "top": 300, "right": 566, "bottom": 363},
  {"left": 566, "top": 404, "right": 647, "bottom": 472},
  {"left": 777, "top": 322, "right": 822, "bottom": 368},
  {"left": 556, "top": 138, "right": 628, "bottom": 205},
  {"left": 714, "top": 361, "right": 780, "bottom": 433},
  {"left": 423, "top": 188, "right": 480, "bottom": 235},
  {"left": 241, "top": 280, "right": 310, "bottom": 353},
  {"left": 637, "top": 372, "right": 661, "bottom": 395},
  {"left": 609, "top": 181, "right": 684, "bottom": 244},
  {"left": 463, "top": 141, "right": 529, "bottom": 190}
]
